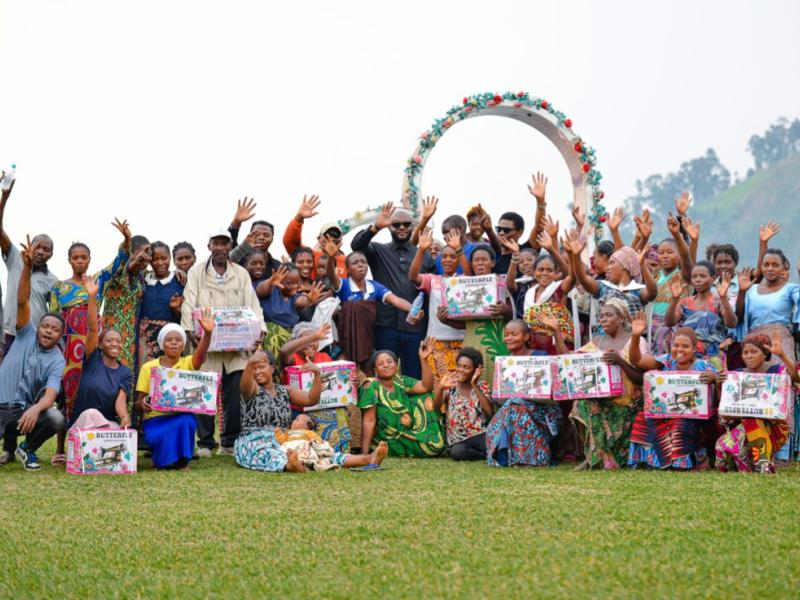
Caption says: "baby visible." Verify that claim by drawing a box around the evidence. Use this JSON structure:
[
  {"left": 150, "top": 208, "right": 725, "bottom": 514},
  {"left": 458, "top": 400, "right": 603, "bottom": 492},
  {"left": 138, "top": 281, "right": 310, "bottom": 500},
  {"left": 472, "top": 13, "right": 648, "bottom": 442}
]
[{"left": 275, "top": 414, "right": 388, "bottom": 472}]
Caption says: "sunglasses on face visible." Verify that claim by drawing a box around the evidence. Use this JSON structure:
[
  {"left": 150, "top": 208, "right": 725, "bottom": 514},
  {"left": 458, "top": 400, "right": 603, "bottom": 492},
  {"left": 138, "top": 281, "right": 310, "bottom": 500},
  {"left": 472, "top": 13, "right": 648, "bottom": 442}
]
[
  {"left": 391, "top": 222, "right": 413, "bottom": 230},
  {"left": 495, "top": 226, "right": 515, "bottom": 234}
]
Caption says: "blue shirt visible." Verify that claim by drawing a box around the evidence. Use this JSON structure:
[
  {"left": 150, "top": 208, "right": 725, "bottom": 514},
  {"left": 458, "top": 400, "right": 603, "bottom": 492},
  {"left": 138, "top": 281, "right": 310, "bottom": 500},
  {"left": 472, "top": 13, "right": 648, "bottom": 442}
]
[
  {"left": 435, "top": 241, "right": 477, "bottom": 275},
  {"left": 0, "top": 322, "right": 66, "bottom": 408},
  {"left": 257, "top": 284, "right": 300, "bottom": 329},
  {"left": 336, "top": 278, "right": 391, "bottom": 303},
  {"left": 140, "top": 273, "right": 185, "bottom": 322},
  {"left": 70, "top": 349, "right": 132, "bottom": 426}
]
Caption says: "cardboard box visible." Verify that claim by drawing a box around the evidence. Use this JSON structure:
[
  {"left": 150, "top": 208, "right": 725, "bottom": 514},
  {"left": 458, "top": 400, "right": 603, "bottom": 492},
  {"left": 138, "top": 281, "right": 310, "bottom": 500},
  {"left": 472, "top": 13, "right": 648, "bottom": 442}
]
[
  {"left": 192, "top": 306, "right": 262, "bottom": 352},
  {"left": 644, "top": 371, "right": 714, "bottom": 419},
  {"left": 442, "top": 275, "right": 503, "bottom": 319},
  {"left": 718, "top": 371, "right": 792, "bottom": 420},
  {"left": 493, "top": 355, "right": 553, "bottom": 400},
  {"left": 551, "top": 353, "right": 624, "bottom": 400},
  {"left": 285, "top": 361, "right": 357, "bottom": 412},
  {"left": 149, "top": 367, "right": 220, "bottom": 415},
  {"left": 66, "top": 428, "right": 137, "bottom": 475}
]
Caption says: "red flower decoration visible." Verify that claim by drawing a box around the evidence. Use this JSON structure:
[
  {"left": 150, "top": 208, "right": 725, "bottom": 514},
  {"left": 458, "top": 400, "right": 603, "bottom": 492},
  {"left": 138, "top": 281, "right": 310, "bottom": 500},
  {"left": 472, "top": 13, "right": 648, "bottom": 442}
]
[
  {"left": 517, "top": 91, "right": 525, "bottom": 98},
  {"left": 465, "top": 106, "right": 473, "bottom": 113},
  {"left": 463, "top": 97, "right": 468, "bottom": 104},
  {"left": 599, "top": 191, "right": 605, "bottom": 199},
  {"left": 599, "top": 215, "right": 607, "bottom": 222},
  {"left": 493, "top": 94, "right": 502, "bottom": 103},
  {"left": 564, "top": 118, "right": 573, "bottom": 128},
  {"left": 513, "top": 102, "right": 522, "bottom": 108},
  {"left": 574, "top": 142, "right": 582, "bottom": 153},
  {"left": 540, "top": 100, "right": 548, "bottom": 109},
  {"left": 582, "top": 163, "right": 590, "bottom": 173}
]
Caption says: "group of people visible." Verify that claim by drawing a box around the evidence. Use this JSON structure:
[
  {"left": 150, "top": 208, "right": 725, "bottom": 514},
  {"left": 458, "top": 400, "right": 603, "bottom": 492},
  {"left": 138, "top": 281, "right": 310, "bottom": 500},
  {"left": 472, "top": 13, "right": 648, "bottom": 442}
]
[{"left": 0, "top": 170, "right": 798, "bottom": 476}]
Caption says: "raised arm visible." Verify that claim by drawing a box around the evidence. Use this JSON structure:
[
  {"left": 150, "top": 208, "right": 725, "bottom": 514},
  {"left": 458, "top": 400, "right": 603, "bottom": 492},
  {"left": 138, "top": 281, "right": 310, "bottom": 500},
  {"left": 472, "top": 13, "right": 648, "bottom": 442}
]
[
  {"left": 351, "top": 202, "right": 395, "bottom": 252},
  {"left": 409, "top": 229, "right": 433, "bottom": 286},
  {"left": 526, "top": 172, "right": 548, "bottom": 250},
  {"left": 540, "top": 315, "right": 569, "bottom": 354},
  {"left": 666, "top": 212, "right": 693, "bottom": 282},
  {"left": 755, "top": 221, "right": 780, "bottom": 279},
  {"left": 16, "top": 236, "right": 35, "bottom": 330},
  {"left": 629, "top": 312, "right": 661, "bottom": 371},
  {"left": 770, "top": 332, "right": 800, "bottom": 384},
  {"left": 278, "top": 324, "right": 331, "bottom": 365},
  {"left": 411, "top": 196, "right": 438, "bottom": 247},
  {"left": 255, "top": 265, "right": 288, "bottom": 299},
  {"left": 240, "top": 351, "right": 267, "bottom": 400},
  {"left": 407, "top": 338, "right": 435, "bottom": 394},
  {"left": 607, "top": 207, "right": 626, "bottom": 250},
  {"left": 715, "top": 273, "right": 738, "bottom": 329},
  {"left": 564, "top": 230, "right": 599, "bottom": 296},
  {"left": 229, "top": 197, "right": 257, "bottom": 246},
  {"left": 663, "top": 278, "right": 686, "bottom": 327},
  {"left": 735, "top": 268, "right": 755, "bottom": 322},
  {"left": 478, "top": 208, "right": 503, "bottom": 255},
  {"left": 632, "top": 209, "right": 653, "bottom": 252},
  {"left": 538, "top": 219, "right": 573, "bottom": 293},
  {"left": 321, "top": 237, "right": 341, "bottom": 292},
  {"left": 191, "top": 308, "right": 215, "bottom": 369},
  {"left": 84, "top": 277, "right": 100, "bottom": 356},
  {"left": 501, "top": 238, "right": 520, "bottom": 295},
  {"left": 0, "top": 175, "right": 15, "bottom": 255},
  {"left": 444, "top": 229, "right": 471, "bottom": 275},
  {"left": 287, "top": 361, "right": 322, "bottom": 407},
  {"left": 285, "top": 194, "right": 320, "bottom": 255}
]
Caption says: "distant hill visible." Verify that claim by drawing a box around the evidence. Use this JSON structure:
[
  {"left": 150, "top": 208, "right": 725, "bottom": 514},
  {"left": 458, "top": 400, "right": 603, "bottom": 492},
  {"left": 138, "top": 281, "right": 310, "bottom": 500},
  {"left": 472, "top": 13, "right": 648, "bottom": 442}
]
[{"left": 688, "top": 154, "right": 800, "bottom": 267}]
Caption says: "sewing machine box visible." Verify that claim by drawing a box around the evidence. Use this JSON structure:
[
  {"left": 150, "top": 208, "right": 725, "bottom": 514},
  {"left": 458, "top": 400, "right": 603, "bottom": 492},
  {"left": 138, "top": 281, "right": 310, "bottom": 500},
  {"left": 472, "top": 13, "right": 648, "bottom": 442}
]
[
  {"left": 285, "top": 361, "right": 357, "bottom": 412},
  {"left": 66, "top": 428, "right": 137, "bottom": 475},
  {"left": 644, "top": 371, "right": 714, "bottom": 419},
  {"left": 718, "top": 371, "right": 792, "bottom": 420},
  {"left": 551, "top": 353, "right": 623, "bottom": 400},
  {"left": 442, "top": 274, "right": 503, "bottom": 319},
  {"left": 192, "top": 306, "right": 262, "bottom": 352},
  {"left": 493, "top": 355, "right": 554, "bottom": 400},
  {"left": 149, "top": 367, "right": 220, "bottom": 416}
]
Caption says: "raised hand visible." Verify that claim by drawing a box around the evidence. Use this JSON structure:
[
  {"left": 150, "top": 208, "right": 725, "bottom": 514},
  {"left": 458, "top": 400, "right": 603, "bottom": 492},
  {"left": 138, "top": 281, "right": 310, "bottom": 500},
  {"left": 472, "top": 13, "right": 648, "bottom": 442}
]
[
  {"left": 737, "top": 267, "right": 755, "bottom": 292},
  {"left": 439, "top": 372, "right": 457, "bottom": 390},
  {"left": 19, "top": 235, "right": 34, "bottom": 267},
  {"left": 666, "top": 212, "right": 681, "bottom": 236},
  {"left": 571, "top": 204, "right": 586, "bottom": 229},
  {"left": 112, "top": 218, "right": 132, "bottom": 246},
  {"left": 543, "top": 215, "right": 559, "bottom": 239},
  {"left": 314, "top": 323, "right": 332, "bottom": 342},
  {"left": 470, "top": 366, "right": 484, "bottom": 387},
  {"left": 675, "top": 191, "right": 692, "bottom": 216},
  {"left": 169, "top": 294, "right": 184, "bottom": 313},
  {"left": 444, "top": 229, "right": 462, "bottom": 251},
  {"left": 539, "top": 315, "right": 561, "bottom": 333},
  {"left": 631, "top": 311, "right": 647, "bottom": 337},
  {"left": 82, "top": 275, "right": 99, "bottom": 299},
  {"left": 527, "top": 172, "right": 548, "bottom": 202},
  {"left": 479, "top": 208, "right": 493, "bottom": 233},
  {"left": 683, "top": 216, "right": 700, "bottom": 242},
  {"left": 716, "top": 272, "right": 732, "bottom": 298},
  {"left": 634, "top": 210, "right": 653, "bottom": 239},
  {"left": 321, "top": 234, "right": 341, "bottom": 258},
  {"left": 768, "top": 332, "right": 786, "bottom": 358},
  {"left": 535, "top": 230, "right": 553, "bottom": 252},
  {"left": 759, "top": 220, "right": 780, "bottom": 243},
  {"left": 295, "top": 194, "right": 321, "bottom": 221},
  {"left": 198, "top": 307, "right": 216, "bottom": 334},
  {"left": 418, "top": 228, "right": 434, "bottom": 251},
  {"left": 421, "top": 196, "right": 439, "bottom": 220},
  {"left": 608, "top": 207, "right": 625, "bottom": 232},
  {"left": 374, "top": 202, "right": 396, "bottom": 230},
  {"left": 270, "top": 265, "right": 289, "bottom": 290},
  {"left": 300, "top": 357, "right": 321, "bottom": 374},
  {"left": 501, "top": 236, "right": 521, "bottom": 255},
  {"left": 669, "top": 277, "right": 686, "bottom": 300},
  {"left": 233, "top": 197, "right": 257, "bottom": 227},
  {"left": 563, "top": 228, "right": 586, "bottom": 255},
  {"left": 305, "top": 281, "right": 326, "bottom": 304},
  {"left": 418, "top": 336, "right": 435, "bottom": 360}
]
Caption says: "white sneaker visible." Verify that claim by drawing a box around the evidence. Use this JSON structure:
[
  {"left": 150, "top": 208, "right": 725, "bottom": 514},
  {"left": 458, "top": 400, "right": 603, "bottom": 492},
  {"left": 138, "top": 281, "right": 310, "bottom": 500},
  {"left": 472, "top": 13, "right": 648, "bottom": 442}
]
[
  {"left": 196, "top": 448, "right": 212, "bottom": 458},
  {"left": 217, "top": 446, "right": 235, "bottom": 456}
]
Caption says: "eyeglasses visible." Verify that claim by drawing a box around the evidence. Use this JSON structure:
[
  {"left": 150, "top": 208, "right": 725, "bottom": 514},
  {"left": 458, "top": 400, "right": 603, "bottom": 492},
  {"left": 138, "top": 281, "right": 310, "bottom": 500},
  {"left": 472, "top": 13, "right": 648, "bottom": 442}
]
[
  {"left": 495, "top": 226, "right": 515, "bottom": 234},
  {"left": 391, "top": 222, "right": 413, "bottom": 229}
]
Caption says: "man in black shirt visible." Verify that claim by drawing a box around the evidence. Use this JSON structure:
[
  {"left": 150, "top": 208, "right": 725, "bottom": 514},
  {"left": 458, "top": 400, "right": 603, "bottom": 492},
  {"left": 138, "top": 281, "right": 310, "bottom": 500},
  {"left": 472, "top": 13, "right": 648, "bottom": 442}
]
[{"left": 351, "top": 202, "right": 435, "bottom": 378}]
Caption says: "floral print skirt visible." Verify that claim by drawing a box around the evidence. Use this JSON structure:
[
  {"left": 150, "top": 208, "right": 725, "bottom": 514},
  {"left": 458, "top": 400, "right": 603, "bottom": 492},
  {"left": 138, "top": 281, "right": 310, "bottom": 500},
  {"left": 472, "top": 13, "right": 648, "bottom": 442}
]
[{"left": 486, "top": 399, "right": 562, "bottom": 467}]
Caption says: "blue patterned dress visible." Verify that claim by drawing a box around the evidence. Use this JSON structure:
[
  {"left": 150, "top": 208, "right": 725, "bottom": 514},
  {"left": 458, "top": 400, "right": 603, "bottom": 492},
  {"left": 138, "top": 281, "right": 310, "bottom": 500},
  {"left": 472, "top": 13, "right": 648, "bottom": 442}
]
[{"left": 234, "top": 385, "right": 293, "bottom": 472}]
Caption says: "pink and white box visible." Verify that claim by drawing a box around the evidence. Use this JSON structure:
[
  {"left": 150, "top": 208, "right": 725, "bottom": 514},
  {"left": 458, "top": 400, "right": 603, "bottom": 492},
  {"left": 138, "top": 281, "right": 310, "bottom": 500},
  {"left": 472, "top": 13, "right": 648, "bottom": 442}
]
[
  {"left": 718, "top": 371, "right": 792, "bottom": 421},
  {"left": 285, "top": 361, "right": 357, "bottom": 412},
  {"left": 551, "top": 353, "right": 623, "bottom": 400},
  {"left": 66, "top": 428, "right": 137, "bottom": 475},
  {"left": 149, "top": 367, "right": 220, "bottom": 415},
  {"left": 442, "top": 274, "right": 504, "bottom": 319},
  {"left": 644, "top": 371, "right": 714, "bottom": 419},
  {"left": 493, "top": 355, "right": 553, "bottom": 400},
  {"left": 193, "top": 306, "right": 262, "bottom": 352}
]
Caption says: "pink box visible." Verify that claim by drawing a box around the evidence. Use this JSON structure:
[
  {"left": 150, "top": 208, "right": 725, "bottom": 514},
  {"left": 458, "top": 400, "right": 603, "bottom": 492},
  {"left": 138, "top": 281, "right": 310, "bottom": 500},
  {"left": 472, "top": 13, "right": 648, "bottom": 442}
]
[
  {"left": 719, "top": 371, "right": 792, "bottom": 421},
  {"left": 551, "top": 353, "right": 623, "bottom": 400},
  {"left": 285, "top": 361, "right": 357, "bottom": 412},
  {"left": 442, "top": 274, "right": 504, "bottom": 319},
  {"left": 192, "top": 306, "right": 262, "bottom": 352},
  {"left": 644, "top": 371, "right": 714, "bottom": 419},
  {"left": 66, "top": 428, "right": 137, "bottom": 475},
  {"left": 149, "top": 367, "right": 220, "bottom": 415},
  {"left": 493, "top": 355, "right": 553, "bottom": 400}
]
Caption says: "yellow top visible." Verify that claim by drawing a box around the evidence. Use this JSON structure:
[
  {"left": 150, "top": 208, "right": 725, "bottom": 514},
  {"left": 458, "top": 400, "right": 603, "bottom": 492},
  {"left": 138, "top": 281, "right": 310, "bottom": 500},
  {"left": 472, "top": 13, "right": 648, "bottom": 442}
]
[{"left": 136, "top": 355, "right": 196, "bottom": 419}]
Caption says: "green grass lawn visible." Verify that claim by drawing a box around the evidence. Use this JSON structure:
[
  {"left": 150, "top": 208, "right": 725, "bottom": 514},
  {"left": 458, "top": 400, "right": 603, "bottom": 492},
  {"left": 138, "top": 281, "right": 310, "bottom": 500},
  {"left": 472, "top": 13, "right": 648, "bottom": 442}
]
[{"left": 3, "top": 446, "right": 800, "bottom": 598}]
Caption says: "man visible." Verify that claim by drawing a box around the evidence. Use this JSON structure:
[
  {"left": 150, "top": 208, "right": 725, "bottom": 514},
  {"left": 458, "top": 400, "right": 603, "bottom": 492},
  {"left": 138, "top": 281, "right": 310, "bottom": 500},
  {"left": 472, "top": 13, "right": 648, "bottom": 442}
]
[
  {"left": 351, "top": 202, "right": 435, "bottom": 378},
  {"left": 0, "top": 237, "right": 66, "bottom": 470},
  {"left": 225, "top": 197, "right": 281, "bottom": 273},
  {"left": 181, "top": 228, "right": 266, "bottom": 456},
  {"left": 282, "top": 194, "right": 347, "bottom": 278},
  {"left": 0, "top": 178, "right": 58, "bottom": 358}
]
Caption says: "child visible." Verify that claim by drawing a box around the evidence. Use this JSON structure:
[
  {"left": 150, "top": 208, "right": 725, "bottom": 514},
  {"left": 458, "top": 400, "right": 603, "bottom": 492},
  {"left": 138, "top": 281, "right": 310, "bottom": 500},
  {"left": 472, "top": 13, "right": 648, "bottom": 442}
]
[
  {"left": 172, "top": 241, "right": 196, "bottom": 274},
  {"left": 432, "top": 347, "right": 492, "bottom": 461},
  {"left": 274, "top": 413, "right": 388, "bottom": 471},
  {"left": 138, "top": 241, "right": 185, "bottom": 366}
]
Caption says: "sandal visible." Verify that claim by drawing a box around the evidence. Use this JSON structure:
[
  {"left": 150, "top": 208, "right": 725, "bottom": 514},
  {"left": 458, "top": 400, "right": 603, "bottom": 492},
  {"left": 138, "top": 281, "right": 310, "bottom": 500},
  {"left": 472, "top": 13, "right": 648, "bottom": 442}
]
[{"left": 51, "top": 453, "right": 66, "bottom": 466}]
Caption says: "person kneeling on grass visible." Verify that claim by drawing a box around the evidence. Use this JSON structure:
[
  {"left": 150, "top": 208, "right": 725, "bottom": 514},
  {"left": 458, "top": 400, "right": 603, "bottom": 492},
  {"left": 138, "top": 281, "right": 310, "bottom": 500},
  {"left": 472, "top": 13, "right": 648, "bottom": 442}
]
[
  {"left": 274, "top": 413, "right": 388, "bottom": 472},
  {"left": 134, "top": 315, "right": 215, "bottom": 471}
]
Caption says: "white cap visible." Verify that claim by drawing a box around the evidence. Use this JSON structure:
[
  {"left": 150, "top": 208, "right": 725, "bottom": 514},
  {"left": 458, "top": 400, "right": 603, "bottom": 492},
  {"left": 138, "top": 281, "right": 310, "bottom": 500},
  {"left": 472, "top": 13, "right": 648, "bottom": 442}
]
[{"left": 208, "top": 227, "right": 232, "bottom": 241}]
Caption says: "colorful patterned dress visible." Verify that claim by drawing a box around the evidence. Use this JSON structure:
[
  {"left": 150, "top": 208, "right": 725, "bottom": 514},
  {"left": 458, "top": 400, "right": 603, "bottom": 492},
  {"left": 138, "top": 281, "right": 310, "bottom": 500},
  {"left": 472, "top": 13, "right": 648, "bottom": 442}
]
[
  {"left": 357, "top": 375, "right": 445, "bottom": 457},
  {"left": 49, "top": 246, "right": 128, "bottom": 419},
  {"left": 235, "top": 384, "right": 293, "bottom": 472},
  {"left": 138, "top": 272, "right": 185, "bottom": 367},
  {"left": 102, "top": 262, "right": 145, "bottom": 371}
]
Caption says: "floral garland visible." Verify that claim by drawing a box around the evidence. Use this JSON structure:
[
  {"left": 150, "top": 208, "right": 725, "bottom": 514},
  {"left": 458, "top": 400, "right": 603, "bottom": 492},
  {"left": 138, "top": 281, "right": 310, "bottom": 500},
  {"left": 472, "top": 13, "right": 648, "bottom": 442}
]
[{"left": 337, "top": 91, "right": 606, "bottom": 239}]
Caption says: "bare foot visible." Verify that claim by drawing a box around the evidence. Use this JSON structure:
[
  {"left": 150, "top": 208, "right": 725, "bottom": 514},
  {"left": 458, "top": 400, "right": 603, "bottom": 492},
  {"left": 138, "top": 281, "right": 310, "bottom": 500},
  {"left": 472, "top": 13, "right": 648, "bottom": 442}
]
[
  {"left": 370, "top": 441, "right": 388, "bottom": 466},
  {"left": 573, "top": 460, "right": 590, "bottom": 471},
  {"left": 285, "top": 449, "right": 306, "bottom": 473},
  {"left": 601, "top": 452, "right": 620, "bottom": 471},
  {"left": 179, "top": 464, "right": 192, "bottom": 472}
]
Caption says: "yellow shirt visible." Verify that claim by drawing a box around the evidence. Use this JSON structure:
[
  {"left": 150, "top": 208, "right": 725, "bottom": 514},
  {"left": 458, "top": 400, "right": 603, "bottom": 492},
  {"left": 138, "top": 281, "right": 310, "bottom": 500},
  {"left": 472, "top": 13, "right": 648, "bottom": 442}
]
[
  {"left": 273, "top": 428, "right": 321, "bottom": 445},
  {"left": 136, "top": 355, "right": 196, "bottom": 419}
]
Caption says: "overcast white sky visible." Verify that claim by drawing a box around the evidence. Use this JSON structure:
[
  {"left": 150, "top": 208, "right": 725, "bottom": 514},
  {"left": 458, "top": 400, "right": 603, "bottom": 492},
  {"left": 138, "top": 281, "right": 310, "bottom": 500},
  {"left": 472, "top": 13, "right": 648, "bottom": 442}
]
[{"left": 1, "top": 0, "right": 798, "bottom": 278}]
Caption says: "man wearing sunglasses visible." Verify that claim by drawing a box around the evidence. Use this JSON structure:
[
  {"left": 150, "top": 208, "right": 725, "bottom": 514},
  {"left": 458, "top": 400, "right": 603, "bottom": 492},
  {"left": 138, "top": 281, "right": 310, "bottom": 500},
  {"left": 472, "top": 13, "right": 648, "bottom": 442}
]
[
  {"left": 351, "top": 202, "right": 436, "bottom": 379},
  {"left": 283, "top": 195, "right": 348, "bottom": 279}
]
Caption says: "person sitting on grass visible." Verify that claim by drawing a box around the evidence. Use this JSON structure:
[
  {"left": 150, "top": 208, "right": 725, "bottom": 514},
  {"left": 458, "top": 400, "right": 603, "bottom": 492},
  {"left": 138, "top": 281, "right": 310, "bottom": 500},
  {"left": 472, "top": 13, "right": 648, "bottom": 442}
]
[
  {"left": 274, "top": 413, "right": 388, "bottom": 471},
  {"left": 432, "top": 346, "right": 492, "bottom": 461},
  {"left": 0, "top": 236, "right": 66, "bottom": 470},
  {"left": 235, "top": 350, "right": 323, "bottom": 473},
  {"left": 134, "top": 315, "right": 215, "bottom": 471},
  {"left": 358, "top": 341, "right": 445, "bottom": 457}
]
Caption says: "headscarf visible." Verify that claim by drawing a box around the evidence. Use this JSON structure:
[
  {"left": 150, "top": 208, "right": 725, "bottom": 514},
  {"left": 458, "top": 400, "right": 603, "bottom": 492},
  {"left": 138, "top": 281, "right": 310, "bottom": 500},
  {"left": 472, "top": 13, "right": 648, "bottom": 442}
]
[
  {"left": 291, "top": 322, "right": 316, "bottom": 341},
  {"left": 610, "top": 246, "right": 642, "bottom": 282},
  {"left": 742, "top": 333, "right": 772, "bottom": 361},
  {"left": 601, "top": 297, "right": 631, "bottom": 331},
  {"left": 645, "top": 244, "right": 659, "bottom": 262},
  {"left": 157, "top": 323, "right": 187, "bottom": 350}
]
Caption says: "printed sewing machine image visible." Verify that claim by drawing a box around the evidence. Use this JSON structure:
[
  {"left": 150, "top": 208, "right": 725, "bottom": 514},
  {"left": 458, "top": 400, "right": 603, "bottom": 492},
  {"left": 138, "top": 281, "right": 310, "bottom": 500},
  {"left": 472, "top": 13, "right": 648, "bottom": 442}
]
[
  {"left": 512, "top": 369, "right": 547, "bottom": 394},
  {"left": 319, "top": 370, "right": 338, "bottom": 393},
  {"left": 94, "top": 444, "right": 125, "bottom": 467},
  {"left": 738, "top": 378, "right": 768, "bottom": 402},
  {"left": 666, "top": 388, "right": 701, "bottom": 412},
  {"left": 175, "top": 384, "right": 209, "bottom": 408},
  {"left": 458, "top": 287, "right": 489, "bottom": 312},
  {"left": 573, "top": 366, "right": 599, "bottom": 392}
]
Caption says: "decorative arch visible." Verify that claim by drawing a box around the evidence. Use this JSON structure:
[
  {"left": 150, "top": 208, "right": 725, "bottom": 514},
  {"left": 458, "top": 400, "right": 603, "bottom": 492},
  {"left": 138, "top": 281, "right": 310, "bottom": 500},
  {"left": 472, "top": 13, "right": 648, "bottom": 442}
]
[{"left": 337, "top": 91, "right": 606, "bottom": 242}]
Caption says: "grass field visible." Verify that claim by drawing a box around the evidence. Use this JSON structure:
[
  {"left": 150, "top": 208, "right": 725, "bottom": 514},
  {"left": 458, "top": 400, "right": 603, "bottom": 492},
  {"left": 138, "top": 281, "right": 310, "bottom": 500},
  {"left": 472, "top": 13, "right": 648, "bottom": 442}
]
[{"left": 3, "top": 446, "right": 800, "bottom": 599}]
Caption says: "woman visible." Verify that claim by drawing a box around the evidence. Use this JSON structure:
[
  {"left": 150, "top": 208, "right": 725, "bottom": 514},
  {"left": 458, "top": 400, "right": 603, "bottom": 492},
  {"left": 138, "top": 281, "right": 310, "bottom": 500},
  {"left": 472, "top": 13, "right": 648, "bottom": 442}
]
[
  {"left": 138, "top": 241, "right": 185, "bottom": 367},
  {"left": 234, "top": 350, "right": 323, "bottom": 473},
  {"left": 68, "top": 277, "right": 132, "bottom": 429},
  {"left": 737, "top": 248, "right": 800, "bottom": 363},
  {"left": 172, "top": 241, "right": 196, "bottom": 274},
  {"left": 715, "top": 333, "right": 798, "bottom": 473},
  {"left": 279, "top": 322, "right": 353, "bottom": 453},
  {"left": 134, "top": 315, "right": 215, "bottom": 470},
  {"left": 570, "top": 299, "right": 647, "bottom": 470},
  {"left": 627, "top": 313, "right": 717, "bottom": 470},
  {"left": 358, "top": 340, "right": 445, "bottom": 457},
  {"left": 486, "top": 319, "right": 563, "bottom": 467}
]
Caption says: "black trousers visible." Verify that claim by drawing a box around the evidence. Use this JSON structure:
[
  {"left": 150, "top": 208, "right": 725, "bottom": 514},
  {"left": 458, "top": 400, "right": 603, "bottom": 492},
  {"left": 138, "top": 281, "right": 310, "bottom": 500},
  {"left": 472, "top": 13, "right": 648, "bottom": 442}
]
[
  {"left": 449, "top": 432, "right": 487, "bottom": 461},
  {"left": 0, "top": 405, "right": 65, "bottom": 453},
  {"left": 197, "top": 368, "right": 242, "bottom": 450}
]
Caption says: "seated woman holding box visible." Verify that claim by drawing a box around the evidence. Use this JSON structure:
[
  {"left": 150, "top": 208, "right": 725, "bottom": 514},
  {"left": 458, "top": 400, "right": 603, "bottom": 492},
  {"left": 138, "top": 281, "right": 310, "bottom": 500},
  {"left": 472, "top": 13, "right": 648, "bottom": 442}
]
[{"left": 134, "top": 314, "right": 215, "bottom": 470}]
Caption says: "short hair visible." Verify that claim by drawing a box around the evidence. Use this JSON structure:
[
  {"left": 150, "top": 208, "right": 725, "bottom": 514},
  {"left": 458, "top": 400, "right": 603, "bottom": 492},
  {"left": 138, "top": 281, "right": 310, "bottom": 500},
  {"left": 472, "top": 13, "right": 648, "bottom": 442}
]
[
  {"left": 244, "top": 249, "right": 267, "bottom": 265},
  {"left": 250, "top": 220, "right": 274, "bottom": 234},
  {"left": 499, "top": 211, "right": 525, "bottom": 231},
  {"left": 369, "top": 349, "right": 398, "bottom": 370},
  {"left": 99, "top": 327, "right": 122, "bottom": 343},
  {"left": 596, "top": 240, "right": 615, "bottom": 258},
  {"left": 68, "top": 242, "right": 90, "bottom": 257},
  {"left": 520, "top": 246, "right": 537, "bottom": 256},
  {"left": 442, "top": 215, "right": 467, "bottom": 234},
  {"left": 711, "top": 244, "right": 739, "bottom": 266},
  {"left": 262, "top": 349, "right": 277, "bottom": 365},
  {"left": 764, "top": 248, "right": 789, "bottom": 268},
  {"left": 693, "top": 260, "right": 716, "bottom": 278},
  {"left": 32, "top": 234, "right": 54, "bottom": 249},
  {"left": 131, "top": 235, "right": 150, "bottom": 254},
  {"left": 469, "top": 243, "right": 495, "bottom": 262},
  {"left": 534, "top": 254, "right": 556, "bottom": 269},
  {"left": 150, "top": 241, "right": 170, "bottom": 255},
  {"left": 39, "top": 311, "right": 65, "bottom": 331},
  {"left": 456, "top": 346, "right": 484, "bottom": 368},
  {"left": 345, "top": 251, "right": 366, "bottom": 267},
  {"left": 291, "top": 246, "right": 315, "bottom": 262},
  {"left": 505, "top": 318, "right": 531, "bottom": 334},
  {"left": 172, "top": 241, "right": 196, "bottom": 258}
]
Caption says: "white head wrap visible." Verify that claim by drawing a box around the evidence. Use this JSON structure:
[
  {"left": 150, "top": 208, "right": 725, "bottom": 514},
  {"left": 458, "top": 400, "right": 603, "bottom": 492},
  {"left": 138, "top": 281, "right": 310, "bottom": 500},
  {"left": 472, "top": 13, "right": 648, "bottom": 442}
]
[{"left": 157, "top": 323, "right": 187, "bottom": 350}]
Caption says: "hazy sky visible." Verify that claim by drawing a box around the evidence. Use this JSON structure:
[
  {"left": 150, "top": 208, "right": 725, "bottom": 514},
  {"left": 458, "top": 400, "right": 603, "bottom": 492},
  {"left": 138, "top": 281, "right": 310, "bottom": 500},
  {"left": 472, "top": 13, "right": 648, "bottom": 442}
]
[{"left": 1, "top": 0, "right": 798, "bottom": 278}]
